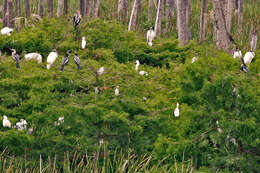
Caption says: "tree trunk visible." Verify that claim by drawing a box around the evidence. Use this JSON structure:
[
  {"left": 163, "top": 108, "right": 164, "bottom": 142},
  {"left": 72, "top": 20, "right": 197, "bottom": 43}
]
[
  {"left": 93, "top": 0, "right": 99, "bottom": 18},
  {"left": 226, "top": 0, "right": 233, "bottom": 33},
  {"left": 237, "top": 0, "right": 243, "bottom": 33},
  {"left": 186, "top": 0, "right": 191, "bottom": 40},
  {"left": 3, "top": 0, "right": 8, "bottom": 27},
  {"left": 136, "top": 0, "right": 142, "bottom": 27},
  {"left": 212, "top": 0, "right": 232, "bottom": 52},
  {"left": 80, "top": 0, "right": 85, "bottom": 16},
  {"left": 85, "top": 0, "right": 91, "bottom": 19},
  {"left": 24, "top": 0, "right": 30, "bottom": 18},
  {"left": 118, "top": 0, "right": 129, "bottom": 23},
  {"left": 199, "top": 0, "right": 207, "bottom": 43},
  {"left": 128, "top": 0, "right": 137, "bottom": 31},
  {"left": 7, "top": 0, "right": 13, "bottom": 28},
  {"left": 249, "top": 25, "right": 258, "bottom": 51},
  {"left": 177, "top": 0, "right": 188, "bottom": 46},
  {"left": 47, "top": 0, "right": 53, "bottom": 18},
  {"left": 148, "top": 0, "right": 153, "bottom": 21},
  {"left": 166, "top": 0, "right": 175, "bottom": 32},
  {"left": 63, "top": 0, "right": 68, "bottom": 15},
  {"left": 38, "top": 0, "right": 44, "bottom": 18},
  {"left": 57, "top": 0, "right": 63, "bottom": 17},
  {"left": 15, "top": 0, "right": 20, "bottom": 17},
  {"left": 154, "top": 0, "right": 162, "bottom": 37}
]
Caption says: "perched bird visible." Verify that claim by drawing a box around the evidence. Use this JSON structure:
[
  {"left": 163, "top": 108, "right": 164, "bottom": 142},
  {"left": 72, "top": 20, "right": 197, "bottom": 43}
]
[
  {"left": 24, "top": 53, "right": 42, "bottom": 64},
  {"left": 60, "top": 50, "right": 71, "bottom": 72},
  {"left": 216, "top": 121, "right": 223, "bottom": 133},
  {"left": 135, "top": 60, "right": 140, "bottom": 71},
  {"left": 47, "top": 49, "right": 58, "bottom": 69},
  {"left": 146, "top": 27, "right": 155, "bottom": 47},
  {"left": 11, "top": 49, "right": 20, "bottom": 69},
  {"left": 174, "top": 103, "right": 180, "bottom": 117},
  {"left": 73, "top": 10, "right": 81, "bottom": 29},
  {"left": 233, "top": 48, "right": 242, "bottom": 59},
  {"left": 115, "top": 86, "right": 120, "bottom": 96},
  {"left": 1, "top": 27, "right": 13, "bottom": 36},
  {"left": 139, "top": 71, "right": 148, "bottom": 76},
  {"left": 97, "top": 67, "right": 104, "bottom": 75},
  {"left": 74, "top": 53, "right": 81, "bottom": 69},
  {"left": 240, "top": 57, "right": 249, "bottom": 73},
  {"left": 54, "top": 116, "right": 64, "bottom": 126},
  {"left": 243, "top": 50, "right": 255, "bottom": 65},
  {"left": 191, "top": 53, "right": 199, "bottom": 63},
  {"left": 2, "top": 115, "right": 11, "bottom": 128},
  {"left": 81, "top": 37, "right": 86, "bottom": 49},
  {"left": 14, "top": 119, "right": 27, "bottom": 130}
]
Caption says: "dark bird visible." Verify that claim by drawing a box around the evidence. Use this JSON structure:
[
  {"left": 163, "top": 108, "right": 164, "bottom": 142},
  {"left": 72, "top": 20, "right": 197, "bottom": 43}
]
[
  {"left": 60, "top": 50, "right": 71, "bottom": 72},
  {"left": 73, "top": 10, "right": 81, "bottom": 29},
  {"left": 11, "top": 49, "right": 20, "bottom": 69},
  {"left": 240, "top": 57, "right": 248, "bottom": 73},
  {"left": 74, "top": 52, "right": 81, "bottom": 69}
]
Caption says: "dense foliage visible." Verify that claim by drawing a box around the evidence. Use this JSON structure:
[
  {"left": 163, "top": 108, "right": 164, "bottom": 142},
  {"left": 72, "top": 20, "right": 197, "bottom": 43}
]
[{"left": 0, "top": 18, "right": 259, "bottom": 172}]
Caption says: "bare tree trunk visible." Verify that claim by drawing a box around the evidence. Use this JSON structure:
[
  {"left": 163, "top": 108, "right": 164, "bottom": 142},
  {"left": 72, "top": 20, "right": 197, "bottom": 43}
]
[
  {"left": 7, "top": 0, "right": 13, "bottom": 28},
  {"left": 128, "top": 0, "right": 137, "bottom": 31},
  {"left": 38, "top": 0, "right": 44, "bottom": 18},
  {"left": 118, "top": 0, "right": 129, "bottom": 23},
  {"left": 226, "top": 0, "right": 233, "bottom": 33},
  {"left": 186, "top": 0, "right": 191, "bottom": 40},
  {"left": 199, "top": 0, "right": 207, "bottom": 43},
  {"left": 80, "top": 0, "right": 85, "bottom": 16},
  {"left": 212, "top": 0, "right": 232, "bottom": 52},
  {"left": 63, "top": 0, "right": 68, "bottom": 15},
  {"left": 148, "top": 0, "right": 153, "bottom": 21},
  {"left": 57, "top": 0, "right": 63, "bottom": 17},
  {"left": 85, "top": 0, "right": 91, "bottom": 19},
  {"left": 47, "top": 0, "right": 53, "bottom": 18},
  {"left": 237, "top": 0, "right": 243, "bottom": 33},
  {"left": 93, "top": 0, "right": 99, "bottom": 18},
  {"left": 177, "top": 0, "right": 188, "bottom": 46},
  {"left": 15, "top": 0, "right": 20, "bottom": 17},
  {"left": 136, "top": 0, "right": 142, "bottom": 27},
  {"left": 3, "top": 0, "right": 8, "bottom": 27},
  {"left": 249, "top": 25, "right": 258, "bottom": 51},
  {"left": 166, "top": 0, "right": 175, "bottom": 32},
  {"left": 24, "top": 0, "right": 30, "bottom": 18},
  {"left": 154, "top": 0, "right": 162, "bottom": 37}
]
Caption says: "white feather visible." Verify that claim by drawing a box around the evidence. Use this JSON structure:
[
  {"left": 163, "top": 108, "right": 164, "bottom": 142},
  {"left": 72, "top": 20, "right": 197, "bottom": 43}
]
[
  {"left": 2, "top": 115, "right": 11, "bottom": 128},
  {"left": 81, "top": 37, "right": 86, "bottom": 49},
  {"left": 46, "top": 51, "right": 58, "bottom": 69},
  {"left": 174, "top": 103, "right": 179, "bottom": 117},
  {"left": 25, "top": 53, "right": 43, "bottom": 64},
  {"left": 243, "top": 51, "right": 255, "bottom": 64},
  {"left": 115, "top": 86, "right": 119, "bottom": 96},
  {"left": 139, "top": 71, "right": 148, "bottom": 76},
  {"left": 233, "top": 50, "right": 242, "bottom": 59},
  {"left": 97, "top": 67, "right": 104, "bottom": 75},
  {"left": 1, "top": 27, "right": 13, "bottom": 36}
]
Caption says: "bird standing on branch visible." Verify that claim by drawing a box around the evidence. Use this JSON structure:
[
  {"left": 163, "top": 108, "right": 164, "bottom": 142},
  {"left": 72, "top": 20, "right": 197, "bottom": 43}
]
[
  {"left": 11, "top": 49, "right": 20, "bottom": 69},
  {"left": 60, "top": 50, "right": 71, "bottom": 72},
  {"left": 73, "top": 10, "right": 81, "bottom": 29}
]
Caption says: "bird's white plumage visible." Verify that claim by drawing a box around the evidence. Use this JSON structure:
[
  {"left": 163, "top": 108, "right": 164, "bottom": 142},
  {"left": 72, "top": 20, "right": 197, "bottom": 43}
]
[
  {"left": 81, "top": 37, "right": 86, "bottom": 49},
  {"left": 97, "top": 67, "right": 104, "bottom": 75},
  {"left": 139, "top": 71, "right": 148, "bottom": 76},
  {"left": 243, "top": 51, "right": 255, "bottom": 64},
  {"left": 233, "top": 50, "right": 242, "bottom": 59},
  {"left": 174, "top": 103, "right": 179, "bottom": 117},
  {"left": 46, "top": 50, "right": 58, "bottom": 69},
  {"left": 216, "top": 120, "right": 223, "bottom": 133},
  {"left": 3, "top": 115, "right": 11, "bottom": 128},
  {"left": 135, "top": 60, "right": 140, "bottom": 71},
  {"left": 191, "top": 56, "right": 198, "bottom": 63},
  {"left": 1, "top": 27, "right": 13, "bottom": 36},
  {"left": 54, "top": 116, "right": 64, "bottom": 126},
  {"left": 25, "top": 53, "right": 42, "bottom": 63},
  {"left": 115, "top": 86, "right": 119, "bottom": 96},
  {"left": 147, "top": 29, "right": 155, "bottom": 47},
  {"left": 14, "top": 119, "right": 27, "bottom": 130}
]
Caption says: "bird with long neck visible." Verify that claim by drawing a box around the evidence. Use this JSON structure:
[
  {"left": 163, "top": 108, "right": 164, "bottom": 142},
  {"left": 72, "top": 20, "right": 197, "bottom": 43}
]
[
  {"left": 60, "top": 50, "right": 71, "bottom": 72},
  {"left": 11, "top": 49, "right": 20, "bottom": 69},
  {"left": 74, "top": 52, "right": 81, "bottom": 69}
]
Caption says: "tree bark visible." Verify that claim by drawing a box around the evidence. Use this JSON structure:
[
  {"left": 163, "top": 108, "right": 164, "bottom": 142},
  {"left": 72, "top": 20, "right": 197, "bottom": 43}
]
[
  {"left": 47, "top": 0, "right": 54, "bottom": 18},
  {"left": 128, "top": 0, "right": 137, "bottom": 31},
  {"left": 249, "top": 25, "right": 258, "bottom": 51},
  {"left": 57, "top": 0, "right": 63, "bottom": 17},
  {"left": 136, "top": 0, "right": 142, "bottom": 24},
  {"left": 186, "top": 0, "right": 191, "bottom": 40},
  {"left": 24, "top": 0, "right": 30, "bottom": 18},
  {"left": 3, "top": 0, "right": 8, "bottom": 27},
  {"left": 226, "top": 0, "right": 233, "bottom": 33},
  {"left": 148, "top": 0, "right": 153, "bottom": 21},
  {"left": 237, "top": 0, "right": 243, "bottom": 33},
  {"left": 85, "top": 0, "right": 91, "bottom": 19},
  {"left": 199, "top": 0, "right": 207, "bottom": 43},
  {"left": 93, "top": 0, "right": 99, "bottom": 18},
  {"left": 38, "top": 0, "right": 44, "bottom": 18},
  {"left": 80, "top": 0, "right": 85, "bottom": 16},
  {"left": 15, "top": 0, "right": 20, "bottom": 17},
  {"left": 118, "top": 0, "right": 129, "bottom": 23},
  {"left": 63, "top": 0, "right": 68, "bottom": 15},
  {"left": 177, "top": 0, "right": 189, "bottom": 46},
  {"left": 154, "top": 0, "right": 162, "bottom": 37},
  {"left": 7, "top": 0, "right": 13, "bottom": 28},
  {"left": 212, "top": 0, "right": 232, "bottom": 52}
]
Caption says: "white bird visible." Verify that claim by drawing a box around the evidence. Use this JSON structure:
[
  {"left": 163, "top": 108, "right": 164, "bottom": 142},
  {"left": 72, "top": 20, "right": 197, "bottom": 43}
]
[
  {"left": 46, "top": 49, "right": 58, "bottom": 69},
  {"left": 99, "top": 138, "right": 104, "bottom": 145},
  {"left": 191, "top": 57, "right": 198, "bottom": 63},
  {"left": 216, "top": 121, "right": 223, "bottom": 133},
  {"left": 25, "top": 53, "right": 42, "bottom": 64},
  {"left": 174, "top": 103, "right": 180, "bottom": 117},
  {"left": 146, "top": 27, "right": 155, "bottom": 47},
  {"left": 14, "top": 119, "right": 27, "bottom": 130},
  {"left": 54, "top": 116, "right": 64, "bottom": 126},
  {"left": 135, "top": 60, "right": 140, "bottom": 71},
  {"left": 115, "top": 86, "right": 119, "bottom": 96},
  {"left": 139, "top": 71, "right": 148, "bottom": 76},
  {"left": 81, "top": 37, "right": 86, "bottom": 49},
  {"left": 97, "top": 67, "right": 104, "bottom": 75},
  {"left": 2, "top": 115, "right": 11, "bottom": 128},
  {"left": 1, "top": 27, "right": 13, "bottom": 36},
  {"left": 233, "top": 49, "right": 242, "bottom": 59},
  {"left": 243, "top": 50, "right": 255, "bottom": 65}
]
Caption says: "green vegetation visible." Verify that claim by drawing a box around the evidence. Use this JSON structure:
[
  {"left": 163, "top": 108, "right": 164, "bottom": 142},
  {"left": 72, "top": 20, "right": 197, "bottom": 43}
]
[{"left": 0, "top": 17, "right": 259, "bottom": 173}]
